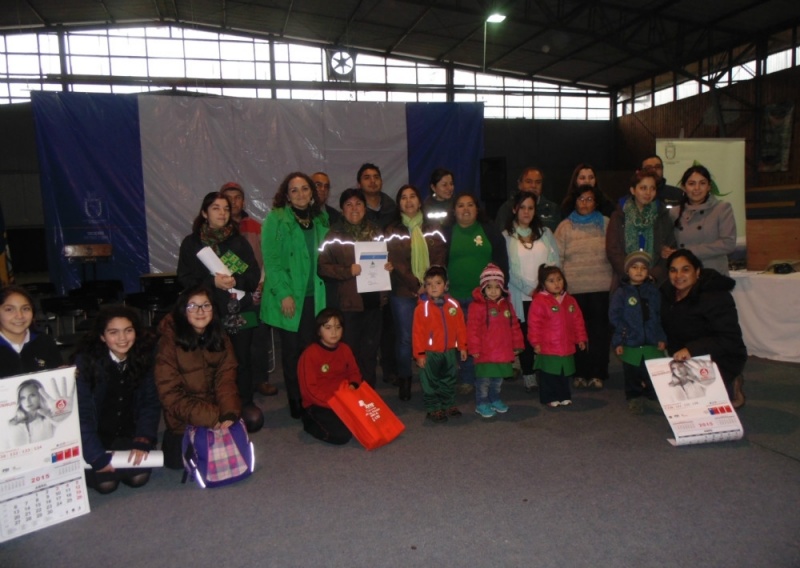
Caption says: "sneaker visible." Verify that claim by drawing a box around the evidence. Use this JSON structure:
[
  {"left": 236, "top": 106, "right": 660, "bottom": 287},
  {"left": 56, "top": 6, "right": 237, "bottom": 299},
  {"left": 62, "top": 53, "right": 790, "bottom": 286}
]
[
  {"left": 446, "top": 406, "right": 462, "bottom": 418},
  {"left": 573, "top": 377, "right": 587, "bottom": 388},
  {"left": 456, "top": 383, "right": 474, "bottom": 395},
  {"left": 587, "top": 378, "right": 604, "bottom": 389},
  {"left": 546, "top": 401, "right": 561, "bottom": 407},
  {"left": 559, "top": 399, "right": 573, "bottom": 406},
  {"left": 523, "top": 374, "right": 538, "bottom": 392},
  {"left": 627, "top": 398, "right": 645, "bottom": 415},
  {"left": 475, "top": 403, "right": 496, "bottom": 418},
  {"left": 426, "top": 410, "right": 448, "bottom": 423},
  {"left": 490, "top": 400, "right": 509, "bottom": 413}
]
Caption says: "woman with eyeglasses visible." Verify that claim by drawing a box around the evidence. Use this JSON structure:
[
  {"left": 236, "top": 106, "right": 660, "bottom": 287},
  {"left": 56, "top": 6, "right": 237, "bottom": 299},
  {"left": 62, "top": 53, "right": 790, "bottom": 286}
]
[
  {"left": 177, "top": 191, "right": 262, "bottom": 430},
  {"left": 555, "top": 184, "right": 614, "bottom": 390},
  {"left": 154, "top": 285, "right": 242, "bottom": 470},
  {"left": 563, "top": 163, "right": 615, "bottom": 217}
]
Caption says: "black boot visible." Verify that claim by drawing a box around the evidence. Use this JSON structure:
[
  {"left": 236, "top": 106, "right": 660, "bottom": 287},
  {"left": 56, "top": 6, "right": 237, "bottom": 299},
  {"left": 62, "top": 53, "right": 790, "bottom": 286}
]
[
  {"left": 288, "top": 399, "right": 303, "bottom": 420},
  {"left": 399, "top": 376, "right": 412, "bottom": 401}
]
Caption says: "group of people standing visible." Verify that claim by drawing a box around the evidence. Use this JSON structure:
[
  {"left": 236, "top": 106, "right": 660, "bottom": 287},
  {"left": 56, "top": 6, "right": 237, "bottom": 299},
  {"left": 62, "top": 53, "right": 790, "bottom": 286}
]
[{"left": 0, "top": 155, "right": 746, "bottom": 469}]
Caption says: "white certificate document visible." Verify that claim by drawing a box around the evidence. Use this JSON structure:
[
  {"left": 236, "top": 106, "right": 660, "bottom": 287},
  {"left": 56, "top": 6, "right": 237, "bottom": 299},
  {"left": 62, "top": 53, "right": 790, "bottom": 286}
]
[{"left": 354, "top": 241, "right": 391, "bottom": 293}]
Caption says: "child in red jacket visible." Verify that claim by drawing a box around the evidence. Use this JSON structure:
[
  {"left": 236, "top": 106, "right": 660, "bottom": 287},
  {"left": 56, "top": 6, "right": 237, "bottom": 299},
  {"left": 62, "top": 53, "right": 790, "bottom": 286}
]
[
  {"left": 467, "top": 263, "right": 524, "bottom": 418},
  {"left": 298, "top": 308, "right": 362, "bottom": 444},
  {"left": 412, "top": 265, "right": 467, "bottom": 423},
  {"left": 527, "top": 265, "right": 587, "bottom": 407}
]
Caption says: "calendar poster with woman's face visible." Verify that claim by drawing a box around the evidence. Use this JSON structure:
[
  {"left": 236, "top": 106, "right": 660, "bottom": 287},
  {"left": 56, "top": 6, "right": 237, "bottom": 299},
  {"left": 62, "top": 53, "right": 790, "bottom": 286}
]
[{"left": 0, "top": 367, "right": 90, "bottom": 542}]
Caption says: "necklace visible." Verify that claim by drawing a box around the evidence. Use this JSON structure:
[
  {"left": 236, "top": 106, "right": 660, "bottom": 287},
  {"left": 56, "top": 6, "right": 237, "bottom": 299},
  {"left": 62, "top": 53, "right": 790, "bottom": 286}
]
[
  {"left": 293, "top": 209, "right": 311, "bottom": 228},
  {"left": 516, "top": 233, "right": 534, "bottom": 250}
]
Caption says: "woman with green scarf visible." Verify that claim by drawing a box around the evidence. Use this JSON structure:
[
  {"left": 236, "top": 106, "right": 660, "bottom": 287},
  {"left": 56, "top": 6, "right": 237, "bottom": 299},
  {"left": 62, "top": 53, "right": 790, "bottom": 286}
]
[
  {"left": 318, "top": 188, "right": 394, "bottom": 387},
  {"left": 177, "top": 191, "right": 262, "bottom": 425},
  {"left": 385, "top": 184, "right": 447, "bottom": 400},
  {"left": 607, "top": 170, "right": 676, "bottom": 291}
]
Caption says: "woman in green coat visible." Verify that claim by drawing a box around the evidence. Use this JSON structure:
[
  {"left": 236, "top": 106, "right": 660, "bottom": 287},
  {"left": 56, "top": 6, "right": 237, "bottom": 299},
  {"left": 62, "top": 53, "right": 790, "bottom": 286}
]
[{"left": 261, "top": 172, "right": 329, "bottom": 418}]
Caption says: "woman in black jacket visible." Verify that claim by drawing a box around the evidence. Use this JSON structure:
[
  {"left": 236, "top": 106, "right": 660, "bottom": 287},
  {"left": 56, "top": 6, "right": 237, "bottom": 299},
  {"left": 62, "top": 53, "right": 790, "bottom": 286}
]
[
  {"left": 177, "top": 191, "right": 263, "bottom": 430},
  {"left": 660, "top": 249, "right": 747, "bottom": 407}
]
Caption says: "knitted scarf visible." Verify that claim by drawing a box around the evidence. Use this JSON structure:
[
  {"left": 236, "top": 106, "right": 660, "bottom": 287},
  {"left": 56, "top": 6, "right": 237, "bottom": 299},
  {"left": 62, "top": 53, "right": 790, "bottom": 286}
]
[
  {"left": 199, "top": 224, "right": 233, "bottom": 255},
  {"left": 402, "top": 211, "right": 430, "bottom": 284},
  {"left": 622, "top": 199, "right": 657, "bottom": 256},
  {"left": 567, "top": 210, "right": 605, "bottom": 233}
]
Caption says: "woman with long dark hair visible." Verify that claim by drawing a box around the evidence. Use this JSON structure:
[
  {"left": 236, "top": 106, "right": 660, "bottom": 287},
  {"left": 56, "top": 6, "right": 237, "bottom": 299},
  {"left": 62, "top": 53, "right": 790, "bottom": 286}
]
[
  {"left": 503, "top": 191, "right": 560, "bottom": 391},
  {"left": 443, "top": 193, "right": 508, "bottom": 395},
  {"left": 661, "top": 249, "right": 747, "bottom": 407},
  {"left": 563, "top": 163, "right": 615, "bottom": 217},
  {"left": 385, "top": 184, "right": 447, "bottom": 399},
  {"left": 72, "top": 305, "right": 160, "bottom": 494},
  {"left": 177, "top": 191, "right": 261, "bottom": 425},
  {"left": 155, "top": 285, "right": 242, "bottom": 470},
  {"left": 261, "top": 172, "right": 330, "bottom": 419},
  {"left": 0, "top": 285, "right": 62, "bottom": 378},
  {"left": 666, "top": 165, "right": 736, "bottom": 275}
]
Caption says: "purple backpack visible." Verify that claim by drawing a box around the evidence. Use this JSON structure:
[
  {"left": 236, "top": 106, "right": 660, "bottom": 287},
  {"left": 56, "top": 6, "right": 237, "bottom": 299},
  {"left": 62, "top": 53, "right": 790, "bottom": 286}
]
[{"left": 181, "top": 419, "right": 255, "bottom": 488}]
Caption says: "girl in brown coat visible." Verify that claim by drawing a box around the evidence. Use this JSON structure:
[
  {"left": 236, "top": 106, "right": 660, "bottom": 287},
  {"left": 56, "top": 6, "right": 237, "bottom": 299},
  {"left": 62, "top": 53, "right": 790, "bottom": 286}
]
[{"left": 155, "top": 285, "right": 241, "bottom": 469}]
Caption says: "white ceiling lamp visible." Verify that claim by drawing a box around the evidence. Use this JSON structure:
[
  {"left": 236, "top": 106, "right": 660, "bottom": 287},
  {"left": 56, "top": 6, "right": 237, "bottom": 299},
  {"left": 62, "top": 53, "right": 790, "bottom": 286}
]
[{"left": 483, "top": 13, "right": 506, "bottom": 72}]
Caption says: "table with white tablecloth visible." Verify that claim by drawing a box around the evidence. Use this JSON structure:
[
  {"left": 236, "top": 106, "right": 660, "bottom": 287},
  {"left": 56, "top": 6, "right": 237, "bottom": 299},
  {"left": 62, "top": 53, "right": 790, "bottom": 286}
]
[{"left": 729, "top": 271, "right": 800, "bottom": 364}]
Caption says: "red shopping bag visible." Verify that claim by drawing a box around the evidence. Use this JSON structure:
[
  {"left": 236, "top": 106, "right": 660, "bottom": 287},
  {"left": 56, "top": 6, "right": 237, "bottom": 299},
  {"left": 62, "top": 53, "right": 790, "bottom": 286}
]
[{"left": 328, "top": 381, "right": 405, "bottom": 450}]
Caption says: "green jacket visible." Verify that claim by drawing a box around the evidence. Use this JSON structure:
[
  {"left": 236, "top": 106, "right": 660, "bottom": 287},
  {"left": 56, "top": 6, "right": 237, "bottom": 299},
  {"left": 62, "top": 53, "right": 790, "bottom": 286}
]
[{"left": 260, "top": 207, "right": 329, "bottom": 331}]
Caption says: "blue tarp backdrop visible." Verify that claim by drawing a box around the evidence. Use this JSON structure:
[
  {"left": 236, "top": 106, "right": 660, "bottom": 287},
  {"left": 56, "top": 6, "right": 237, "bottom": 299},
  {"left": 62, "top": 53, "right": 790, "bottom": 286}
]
[{"left": 31, "top": 93, "right": 483, "bottom": 294}]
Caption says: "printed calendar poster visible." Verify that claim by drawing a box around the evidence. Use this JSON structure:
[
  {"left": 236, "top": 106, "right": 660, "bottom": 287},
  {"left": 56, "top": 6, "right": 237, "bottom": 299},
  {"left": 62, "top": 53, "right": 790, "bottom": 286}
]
[
  {"left": 0, "top": 367, "right": 90, "bottom": 542},
  {"left": 645, "top": 355, "right": 744, "bottom": 446}
]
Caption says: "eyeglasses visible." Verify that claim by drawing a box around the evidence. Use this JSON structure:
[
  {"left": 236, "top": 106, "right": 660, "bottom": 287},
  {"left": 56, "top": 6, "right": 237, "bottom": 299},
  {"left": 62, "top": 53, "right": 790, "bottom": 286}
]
[
  {"left": 577, "top": 196, "right": 595, "bottom": 203},
  {"left": 186, "top": 302, "right": 213, "bottom": 313}
]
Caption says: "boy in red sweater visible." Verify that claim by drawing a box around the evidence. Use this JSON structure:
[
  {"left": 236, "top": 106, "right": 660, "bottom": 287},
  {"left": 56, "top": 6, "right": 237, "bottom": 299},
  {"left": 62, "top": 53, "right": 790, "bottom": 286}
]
[{"left": 412, "top": 265, "right": 467, "bottom": 423}]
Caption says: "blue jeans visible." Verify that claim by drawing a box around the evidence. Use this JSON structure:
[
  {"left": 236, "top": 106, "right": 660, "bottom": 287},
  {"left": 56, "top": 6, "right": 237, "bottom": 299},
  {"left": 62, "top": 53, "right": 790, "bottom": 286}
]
[
  {"left": 390, "top": 295, "right": 417, "bottom": 378},
  {"left": 456, "top": 296, "right": 475, "bottom": 386},
  {"left": 475, "top": 377, "right": 503, "bottom": 405}
]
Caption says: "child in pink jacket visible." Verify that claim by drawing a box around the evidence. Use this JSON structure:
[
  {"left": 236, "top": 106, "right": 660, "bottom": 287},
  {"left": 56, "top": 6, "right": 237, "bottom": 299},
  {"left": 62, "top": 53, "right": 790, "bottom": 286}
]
[
  {"left": 467, "top": 264, "right": 524, "bottom": 418},
  {"left": 527, "top": 264, "right": 587, "bottom": 407}
]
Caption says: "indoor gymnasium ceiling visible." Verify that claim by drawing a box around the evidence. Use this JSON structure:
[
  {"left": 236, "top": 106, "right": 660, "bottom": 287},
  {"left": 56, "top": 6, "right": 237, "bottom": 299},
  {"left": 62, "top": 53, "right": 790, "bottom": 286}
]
[{"left": 2, "top": 0, "right": 800, "bottom": 91}]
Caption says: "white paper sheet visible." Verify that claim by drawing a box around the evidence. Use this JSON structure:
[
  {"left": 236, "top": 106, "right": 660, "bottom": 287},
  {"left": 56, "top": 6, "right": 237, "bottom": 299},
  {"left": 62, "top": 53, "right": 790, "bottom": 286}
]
[
  {"left": 82, "top": 450, "right": 164, "bottom": 469},
  {"left": 195, "top": 246, "right": 245, "bottom": 300},
  {"left": 354, "top": 241, "right": 391, "bottom": 293}
]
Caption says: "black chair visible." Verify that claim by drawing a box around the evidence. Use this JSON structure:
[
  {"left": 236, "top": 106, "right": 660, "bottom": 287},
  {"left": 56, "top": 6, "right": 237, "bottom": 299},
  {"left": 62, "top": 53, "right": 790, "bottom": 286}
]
[
  {"left": 22, "top": 282, "right": 58, "bottom": 331},
  {"left": 125, "top": 292, "right": 176, "bottom": 328},
  {"left": 39, "top": 295, "right": 99, "bottom": 346},
  {"left": 68, "top": 279, "right": 124, "bottom": 305}
]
